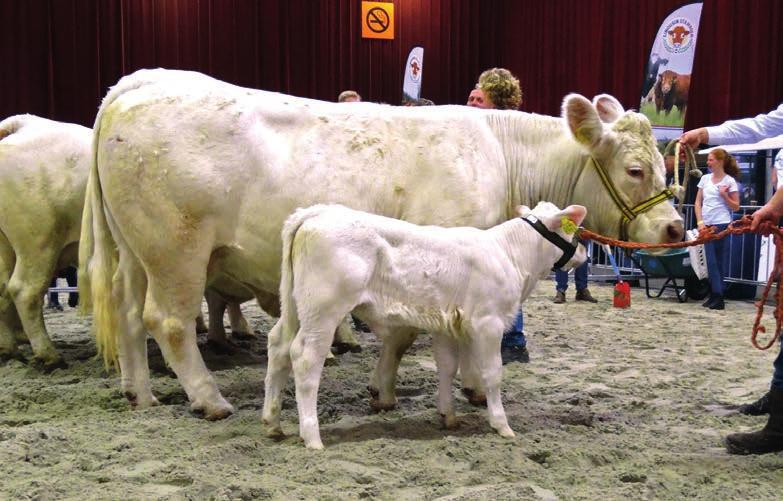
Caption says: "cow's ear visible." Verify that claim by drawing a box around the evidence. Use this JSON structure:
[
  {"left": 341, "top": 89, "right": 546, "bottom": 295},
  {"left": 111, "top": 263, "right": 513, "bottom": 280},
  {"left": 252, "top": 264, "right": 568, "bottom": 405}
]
[
  {"left": 563, "top": 94, "right": 604, "bottom": 148},
  {"left": 593, "top": 94, "right": 624, "bottom": 123},
  {"left": 558, "top": 205, "right": 587, "bottom": 227}
]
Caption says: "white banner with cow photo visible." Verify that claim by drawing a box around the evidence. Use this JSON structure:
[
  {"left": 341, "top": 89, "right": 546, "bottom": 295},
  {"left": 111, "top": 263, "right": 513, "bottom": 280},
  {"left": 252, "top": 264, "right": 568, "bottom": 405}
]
[{"left": 640, "top": 2, "right": 703, "bottom": 141}]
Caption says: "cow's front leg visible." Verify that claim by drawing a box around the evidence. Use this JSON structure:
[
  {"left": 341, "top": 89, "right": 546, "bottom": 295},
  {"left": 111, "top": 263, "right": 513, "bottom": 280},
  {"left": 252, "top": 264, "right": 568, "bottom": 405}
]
[
  {"left": 459, "top": 344, "right": 487, "bottom": 407},
  {"left": 369, "top": 327, "right": 418, "bottom": 411},
  {"left": 472, "top": 317, "right": 514, "bottom": 438},
  {"left": 332, "top": 315, "right": 361, "bottom": 354},
  {"left": 432, "top": 333, "right": 460, "bottom": 429}
]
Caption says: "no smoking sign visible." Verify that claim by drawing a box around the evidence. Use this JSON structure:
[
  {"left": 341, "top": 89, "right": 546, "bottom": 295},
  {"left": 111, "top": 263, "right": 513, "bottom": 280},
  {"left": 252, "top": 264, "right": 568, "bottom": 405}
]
[{"left": 362, "top": 1, "right": 394, "bottom": 40}]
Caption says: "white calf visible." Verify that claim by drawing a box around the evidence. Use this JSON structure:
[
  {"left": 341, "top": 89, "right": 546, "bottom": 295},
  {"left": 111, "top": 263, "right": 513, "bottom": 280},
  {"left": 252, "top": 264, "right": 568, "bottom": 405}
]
[{"left": 263, "top": 202, "right": 588, "bottom": 449}]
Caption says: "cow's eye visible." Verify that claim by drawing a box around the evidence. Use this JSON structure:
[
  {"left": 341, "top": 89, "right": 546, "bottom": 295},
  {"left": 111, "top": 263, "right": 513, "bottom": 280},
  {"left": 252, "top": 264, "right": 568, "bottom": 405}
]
[{"left": 627, "top": 166, "right": 644, "bottom": 179}]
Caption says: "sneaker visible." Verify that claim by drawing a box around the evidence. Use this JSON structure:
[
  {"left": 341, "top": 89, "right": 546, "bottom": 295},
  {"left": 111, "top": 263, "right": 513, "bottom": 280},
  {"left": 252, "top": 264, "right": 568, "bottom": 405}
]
[
  {"left": 552, "top": 290, "right": 566, "bottom": 304},
  {"left": 501, "top": 345, "right": 530, "bottom": 365},
  {"left": 575, "top": 288, "right": 598, "bottom": 303}
]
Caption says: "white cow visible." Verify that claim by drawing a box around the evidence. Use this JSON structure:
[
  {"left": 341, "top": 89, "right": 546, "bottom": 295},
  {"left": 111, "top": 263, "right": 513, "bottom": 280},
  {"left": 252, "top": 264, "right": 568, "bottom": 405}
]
[
  {"left": 0, "top": 115, "right": 91, "bottom": 369},
  {"left": 79, "top": 68, "right": 682, "bottom": 419},
  {"left": 0, "top": 114, "right": 248, "bottom": 369},
  {"left": 263, "top": 202, "right": 588, "bottom": 449}
]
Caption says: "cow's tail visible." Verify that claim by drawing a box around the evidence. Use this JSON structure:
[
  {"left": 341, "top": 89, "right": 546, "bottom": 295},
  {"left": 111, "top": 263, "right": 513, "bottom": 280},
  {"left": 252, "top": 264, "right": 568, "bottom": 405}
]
[
  {"left": 79, "top": 72, "right": 157, "bottom": 369},
  {"left": 278, "top": 204, "right": 333, "bottom": 336}
]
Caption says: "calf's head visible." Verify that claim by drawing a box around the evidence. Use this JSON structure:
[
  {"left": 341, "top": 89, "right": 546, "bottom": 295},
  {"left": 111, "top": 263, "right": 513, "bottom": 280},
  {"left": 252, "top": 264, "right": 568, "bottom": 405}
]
[{"left": 520, "top": 202, "right": 588, "bottom": 278}]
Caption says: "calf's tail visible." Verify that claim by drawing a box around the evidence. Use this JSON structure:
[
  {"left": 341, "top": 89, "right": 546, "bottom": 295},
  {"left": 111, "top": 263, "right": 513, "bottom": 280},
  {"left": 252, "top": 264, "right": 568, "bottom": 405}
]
[{"left": 279, "top": 204, "right": 333, "bottom": 335}]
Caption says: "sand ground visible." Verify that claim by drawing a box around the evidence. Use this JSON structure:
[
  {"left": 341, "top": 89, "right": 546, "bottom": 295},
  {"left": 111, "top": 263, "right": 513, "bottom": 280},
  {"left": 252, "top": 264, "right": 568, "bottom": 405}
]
[{"left": 1, "top": 282, "right": 782, "bottom": 500}]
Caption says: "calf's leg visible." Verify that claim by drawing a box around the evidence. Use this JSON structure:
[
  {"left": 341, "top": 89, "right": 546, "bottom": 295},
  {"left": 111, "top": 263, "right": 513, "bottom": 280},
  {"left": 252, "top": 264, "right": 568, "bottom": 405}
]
[
  {"left": 472, "top": 318, "right": 514, "bottom": 438},
  {"left": 262, "top": 317, "right": 295, "bottom": 437},
  {"left": 432, "top": 333, "right": 460, "bottom": 429}
]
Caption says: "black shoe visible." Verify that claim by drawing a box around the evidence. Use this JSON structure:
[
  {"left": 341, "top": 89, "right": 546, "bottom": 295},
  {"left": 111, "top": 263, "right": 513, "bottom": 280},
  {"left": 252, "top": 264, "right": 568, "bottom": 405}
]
[
  {"left": 738, "top": 391, "right": 770, "bottom": 416},
  {"left": 575, "top": 288, "right": 598, "bottom": 303},
  {"left": 501, "top": 345, "right": 530, "bottom": 365},
  {"left": 47, "top": 303, "right": 64, "bottom": 312},
  {"left": 702, "top": 294, "right": 716, "bottom": 307},
  {"left": 726, "top": 386, "right": 783, "bottom": 455},
  {"left": 709, "top": 296, "right": 725, "bottom": 310}
]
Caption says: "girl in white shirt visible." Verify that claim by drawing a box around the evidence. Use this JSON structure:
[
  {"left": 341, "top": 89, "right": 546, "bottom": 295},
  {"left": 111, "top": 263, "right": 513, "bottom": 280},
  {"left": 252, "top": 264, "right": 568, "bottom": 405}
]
[{"left": 694, "top": 148, "right": 740, "bottom": 310}]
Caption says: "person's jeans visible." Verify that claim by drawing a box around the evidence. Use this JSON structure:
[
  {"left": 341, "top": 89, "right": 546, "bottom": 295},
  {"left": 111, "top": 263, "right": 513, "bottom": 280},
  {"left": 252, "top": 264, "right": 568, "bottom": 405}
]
[
  {"left": 555, "top": 261, "right": 589, "bottom": 292},
  {"left": 48, "top": 267, "right": 78, "bottom": 307},
  {"left": 772, "top": 339, "right": 783, "bottom": 390},
  {"left": 501, "top": 310, "right": 526, "bottom": 348},
  {"left": 703, "top": 223, "right": 729, "bottom": 295}
]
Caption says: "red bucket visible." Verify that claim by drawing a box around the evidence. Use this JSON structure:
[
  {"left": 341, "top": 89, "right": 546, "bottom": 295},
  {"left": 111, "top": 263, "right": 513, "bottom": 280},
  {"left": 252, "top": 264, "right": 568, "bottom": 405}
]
[{"left": 613, "top": 281, "right": 631, "bottom": 308}]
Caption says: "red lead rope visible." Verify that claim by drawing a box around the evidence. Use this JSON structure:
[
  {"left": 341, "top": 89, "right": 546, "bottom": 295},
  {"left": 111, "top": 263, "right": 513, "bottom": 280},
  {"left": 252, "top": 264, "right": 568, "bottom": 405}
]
[{"left": 579, "top": 216, "right": 783, "bottom": 350}]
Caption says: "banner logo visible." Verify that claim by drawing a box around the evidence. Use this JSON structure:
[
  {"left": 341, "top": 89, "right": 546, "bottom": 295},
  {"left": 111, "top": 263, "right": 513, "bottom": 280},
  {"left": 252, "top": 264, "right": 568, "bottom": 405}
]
[
  {"left": 409, "top": 56, "right": 421, "bottom": 82},
  {"left": 662, "top": 18, "right": 695, "bottom": 53}
]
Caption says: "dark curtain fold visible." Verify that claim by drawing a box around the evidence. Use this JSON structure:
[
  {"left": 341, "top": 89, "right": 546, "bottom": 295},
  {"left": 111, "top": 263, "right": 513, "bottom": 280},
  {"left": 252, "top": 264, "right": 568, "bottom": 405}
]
[{"left": 2, "top": 0, "right": 782, "bottom": 130}]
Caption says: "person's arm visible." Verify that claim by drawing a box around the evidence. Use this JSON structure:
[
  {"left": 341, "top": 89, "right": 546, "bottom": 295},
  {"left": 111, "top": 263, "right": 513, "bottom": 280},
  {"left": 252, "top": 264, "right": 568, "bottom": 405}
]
[
  {"left": 680, "top": 128, "right": 708, "bottom": 149},
  {"left": 706, "top": 104, "right": 783, "bottom": 145},
  {"left": 772, "top": 169, "right": 778, "bottom": 193},
  {"left": 751, "top": 188, "right": 783, "bottom": 230},
  {"left": 719, "top": 185, "right": 740, "bottom": 212},
  {"left": 694, "top": 188, "right": 704, "bottom": 227}
]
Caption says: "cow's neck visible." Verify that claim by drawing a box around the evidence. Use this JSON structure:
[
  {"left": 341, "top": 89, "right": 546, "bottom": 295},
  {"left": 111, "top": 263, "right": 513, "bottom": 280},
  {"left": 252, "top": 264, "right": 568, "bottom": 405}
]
[{"left": 485, "top": 113, "right": 589, "bottom": 219}]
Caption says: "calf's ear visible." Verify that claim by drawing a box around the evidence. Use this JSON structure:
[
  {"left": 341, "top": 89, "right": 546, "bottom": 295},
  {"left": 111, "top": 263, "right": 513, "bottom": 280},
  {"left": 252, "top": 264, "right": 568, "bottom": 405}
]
[
  {"left": 559, "top": 204, "right": 587, "bottom": 227},
  {"left": 515, "top": 205, "right": 531, "bottom": 217},
  {"left": 563, "top": 94, "right": 604, "bottom": 149},
  {"left": 593, "top": 94, "right": 624, "bottom": 123}
]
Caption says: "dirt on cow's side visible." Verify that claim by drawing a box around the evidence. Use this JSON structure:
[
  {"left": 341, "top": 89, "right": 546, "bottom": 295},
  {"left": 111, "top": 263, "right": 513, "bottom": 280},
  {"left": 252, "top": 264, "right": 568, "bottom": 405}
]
[{"left": 1, "top": 283, "right": 782, "bottom": 500}]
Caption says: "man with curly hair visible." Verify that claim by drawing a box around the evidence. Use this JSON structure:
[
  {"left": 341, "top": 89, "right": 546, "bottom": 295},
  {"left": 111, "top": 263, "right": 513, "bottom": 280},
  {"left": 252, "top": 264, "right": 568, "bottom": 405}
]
[{"left": 467, "top": 67, "right": 522, "bottom": 110}]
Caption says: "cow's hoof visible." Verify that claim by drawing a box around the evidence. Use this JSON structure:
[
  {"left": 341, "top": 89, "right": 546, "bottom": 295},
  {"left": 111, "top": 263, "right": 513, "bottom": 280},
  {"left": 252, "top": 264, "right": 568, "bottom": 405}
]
[
  {"left": 191, "top": 400, "right": 235, "bottom": 420},
  {"left": 0, "top": 349, "right": 26, "bottom": 364},
  {"left": 124, "top": 391, "right": 159, "bottom": 409},
  {"left": 264, "top": 424, "right": 286, "bottom": 440},
  {"left": 195, "top": 325, "right": 209, "bottom": 334},
  {"left": 205, "top": 338, "right": 239, "bottom": 355},
  {"left": 231, "top": 330, "right": 255, "bottom": 340},
  {"left": 461, "top": 387, "right": 487, "bottom": 407},
  {"left": 440, "top": 413, "right": 459, "bottom": 430},
  {"left": 324, "top": 355, "right": 340, "bottom": 367},
  {"left": 304, "top": 439, "right": 324, "bottom": 450},
  {"left": 331, "top": 342, "right": 362, "bottom": 355},
  {"left": 370, "top": 398, "right": 397, "bottom": 413},
  {"left": 32, "top": 355, "right": 68, "bottom": 372},
  {"left": 367, "top": 385, "right": 379, "bottom": 398}
]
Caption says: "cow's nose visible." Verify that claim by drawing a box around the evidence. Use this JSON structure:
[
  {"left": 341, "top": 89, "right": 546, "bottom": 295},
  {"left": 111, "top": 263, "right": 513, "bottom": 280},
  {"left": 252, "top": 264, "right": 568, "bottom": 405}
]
[{"left": 666, "top": 220, "right": 684, "bottom": 242}]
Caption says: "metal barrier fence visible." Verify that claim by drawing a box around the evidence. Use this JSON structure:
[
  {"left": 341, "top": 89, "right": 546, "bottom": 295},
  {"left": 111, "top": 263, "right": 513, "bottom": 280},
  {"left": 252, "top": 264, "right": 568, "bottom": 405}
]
[{"left": 588, "top": 203, "right": 773, "bottom": 291}]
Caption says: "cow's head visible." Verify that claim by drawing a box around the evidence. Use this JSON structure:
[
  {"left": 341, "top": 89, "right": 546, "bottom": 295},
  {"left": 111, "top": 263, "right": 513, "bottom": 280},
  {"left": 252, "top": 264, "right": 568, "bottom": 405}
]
[
  {"left": 563, "top": 93, "right": 683, "bottom": 245},
  {"left": 668, "top": 26, "right": 690, "bottom": 46},
  {"left": 659, "top": 70, "right": 678, "bottom": 94}
]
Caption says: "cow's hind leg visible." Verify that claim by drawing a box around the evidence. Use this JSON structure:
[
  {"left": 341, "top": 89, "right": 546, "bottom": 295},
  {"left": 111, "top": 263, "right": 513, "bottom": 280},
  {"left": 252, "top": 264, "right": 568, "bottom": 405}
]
[
  {"left": 115, "top": 251, "right": 158, "bottom": 408},
  {"left": 369, "top": 327, "right": 419, "bottom": 411},
  {"left": 291, "top": 294, "right": 355, "bottom": 450},
  {"left": 432, "top": 333, "right": 460, "bottom": 429},
  {"left": 0, "top": 238, "right": 24, "bottom": 361},
  {"left": 471, "top": 317, "right": 514, "bottom": 438},
  {"left": 262, "top": 316, "right": 294, "bottom": 437},
  {"left": 142, "top": 255, "right": 233, "bottom": 420},
  {"left": 6, "top": 254, "right": 64, "bottom": 370}
]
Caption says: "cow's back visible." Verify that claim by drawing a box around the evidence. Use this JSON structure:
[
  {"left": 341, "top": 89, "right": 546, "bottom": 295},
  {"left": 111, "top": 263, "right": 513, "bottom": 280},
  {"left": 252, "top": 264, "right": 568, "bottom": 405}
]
[{"left": 95, "top": 69, "right": 510, "bottom": 292}]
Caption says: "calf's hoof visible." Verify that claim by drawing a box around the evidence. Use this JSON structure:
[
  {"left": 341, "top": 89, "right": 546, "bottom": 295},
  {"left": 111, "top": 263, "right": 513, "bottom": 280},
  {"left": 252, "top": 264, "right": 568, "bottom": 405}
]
[
  {"left": 230, "top": 330, "right": 255, "bottom": 340},
  {"left": 0, "top": 348, "right": 26, "bottom": 364},
  {"left": 440, "top": 413, "right": 459, "bottom": 430},
  {"left": 370, "top": 398, "right": 397, "bottom": 412},
  {"left": 460, "top": 387, "right": 487, "bottom": 407},
  {"left": 263, "top": 423, "right": 286, "bottom": 440},
  {"left": 303, "top": 438, "right": 324, "bottom": 450},
  {"left": 495, "top": 425, "right": 516, "bottom": 438},
  {"left": 205, "top": 338, "right": 239, "bottom": 355}
]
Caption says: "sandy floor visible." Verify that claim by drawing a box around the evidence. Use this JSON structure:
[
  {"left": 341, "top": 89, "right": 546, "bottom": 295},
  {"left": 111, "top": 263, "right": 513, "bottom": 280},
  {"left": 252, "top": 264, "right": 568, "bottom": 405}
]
[{"left": 1, "top": 282, "right": 782, "bottom": 500}]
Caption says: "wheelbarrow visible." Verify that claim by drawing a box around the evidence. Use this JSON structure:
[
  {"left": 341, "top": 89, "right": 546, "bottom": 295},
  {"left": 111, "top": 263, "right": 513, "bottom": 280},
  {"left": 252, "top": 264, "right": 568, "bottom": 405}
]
[{"left": 630, "top": 247, "right": 710, "bottom": 302}]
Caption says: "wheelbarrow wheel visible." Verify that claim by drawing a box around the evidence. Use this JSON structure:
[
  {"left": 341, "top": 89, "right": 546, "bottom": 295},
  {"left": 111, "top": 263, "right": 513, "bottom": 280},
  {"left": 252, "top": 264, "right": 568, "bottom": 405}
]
[{"left": 685, "top": 277, "right": 710, "bottom": 300}]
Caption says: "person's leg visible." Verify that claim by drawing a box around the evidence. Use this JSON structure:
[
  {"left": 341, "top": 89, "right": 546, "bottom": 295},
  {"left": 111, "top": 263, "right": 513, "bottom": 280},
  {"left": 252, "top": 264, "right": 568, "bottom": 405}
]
[
  {"left": 64, "top": 266, "right": 78, "bottom": 308},
  {"left": 574, "top": 260, "right": 598, "bottom": 302},
  {"left": 725, "top": 341, "right": 783, "bottom": 454},
  {"left": 553, "top": 270, "right": 568, "bottom": 303},
  {"left": 501, "top": 310, "right": 528, "bottom": 364},
  {"left": 708, "top": 224, "right": 729, "bottom": 309}
]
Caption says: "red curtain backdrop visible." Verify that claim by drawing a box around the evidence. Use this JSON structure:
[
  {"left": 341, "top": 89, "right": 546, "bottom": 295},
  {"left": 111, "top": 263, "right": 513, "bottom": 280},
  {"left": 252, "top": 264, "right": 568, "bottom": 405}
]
[{"left": 2, "top": 0, "right": 782, "bottom": 131}]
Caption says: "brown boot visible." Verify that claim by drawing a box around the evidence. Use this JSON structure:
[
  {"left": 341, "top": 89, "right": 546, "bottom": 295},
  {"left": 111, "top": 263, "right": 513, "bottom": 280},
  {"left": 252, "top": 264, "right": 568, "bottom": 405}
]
[
  {"left": 575, "top": 288, "right": 598, "bottom": 303},
  {"left": 552, "top": 290, "right": 566, "bottom": 304},
  {"left": 725, "top": 386, "right": 783, "bottom": 455}
]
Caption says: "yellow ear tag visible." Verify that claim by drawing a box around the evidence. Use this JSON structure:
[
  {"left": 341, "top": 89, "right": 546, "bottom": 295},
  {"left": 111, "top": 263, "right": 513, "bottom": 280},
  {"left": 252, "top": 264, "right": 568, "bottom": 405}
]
[{"left": 561, "top": 217, "right": 577, "bottom": 235}]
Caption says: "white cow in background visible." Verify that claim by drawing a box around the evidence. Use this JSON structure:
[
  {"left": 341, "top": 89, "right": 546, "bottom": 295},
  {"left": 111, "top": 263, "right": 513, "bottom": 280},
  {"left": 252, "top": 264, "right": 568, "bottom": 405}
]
[
  {"left": 263, "top": 202, "right": 588, "bottom": 449},
  {"left": 80, "top": 68, "right": 682, "bottom": 419},
  {"left": 0, "top": 115, "right": 91, "bottom": 369},
  {"left": 0, "top": 114, "right": 247, "bottom": 369}
]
